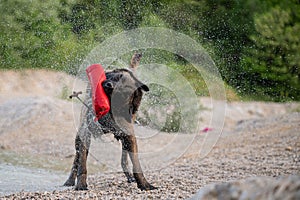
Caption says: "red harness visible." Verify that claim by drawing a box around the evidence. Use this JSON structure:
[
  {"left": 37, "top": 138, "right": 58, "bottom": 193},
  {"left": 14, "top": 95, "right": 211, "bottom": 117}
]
[{"left": 86, "top": 64, "right": 110, "bottom": 121}]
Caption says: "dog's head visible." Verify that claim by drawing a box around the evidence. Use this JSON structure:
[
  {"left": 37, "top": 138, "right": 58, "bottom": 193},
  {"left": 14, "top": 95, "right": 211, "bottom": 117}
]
[
  {"left": 102, "top": 68, "right": 149, "bottom": 101},
  {"left": 102, "top": 68, "right": 149, "bottom": 122}
]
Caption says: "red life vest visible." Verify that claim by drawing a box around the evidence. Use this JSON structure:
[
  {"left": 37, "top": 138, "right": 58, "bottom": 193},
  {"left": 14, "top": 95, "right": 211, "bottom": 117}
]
[{"left": 86, "top": 64, "right": 110, "bottom": 121}]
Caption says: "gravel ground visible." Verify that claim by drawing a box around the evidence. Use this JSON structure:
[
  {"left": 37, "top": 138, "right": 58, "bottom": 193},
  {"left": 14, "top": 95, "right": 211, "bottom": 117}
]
[
  {"left": 0, "top": 70, "right": 299, "bottom": 199},
  {"left": 2, "top": 112, "right": 299, "bottom": 199}
]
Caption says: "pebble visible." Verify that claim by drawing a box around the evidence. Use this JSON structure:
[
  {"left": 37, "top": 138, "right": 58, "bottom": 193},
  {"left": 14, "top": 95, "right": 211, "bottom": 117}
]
[
  {"left": 285, "top": 146, "right": 292, "bottom": 151},
  {"left": 2, "top": 113, "right": 300, "bottom": 199}
]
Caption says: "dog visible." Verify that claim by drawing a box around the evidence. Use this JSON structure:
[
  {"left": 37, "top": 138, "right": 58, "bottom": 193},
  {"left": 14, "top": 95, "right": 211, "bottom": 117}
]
[{"left": 64, "top": 53, "right": 156, "bottom": 191}]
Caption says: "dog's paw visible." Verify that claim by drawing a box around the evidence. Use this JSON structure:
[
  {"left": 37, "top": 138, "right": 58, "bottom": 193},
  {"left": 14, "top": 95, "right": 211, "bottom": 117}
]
[
  {"left": 63, "top": 179, "right": 75, "bottom": 187},
  {"left": 138, "top": 183, "right": 157, "bottom": 191},
  {"left": 75, "top": 183, "right": 88, "bottom": 191},
  {"left": 127, "top": 176, "right": 136, "bottom": 183}
]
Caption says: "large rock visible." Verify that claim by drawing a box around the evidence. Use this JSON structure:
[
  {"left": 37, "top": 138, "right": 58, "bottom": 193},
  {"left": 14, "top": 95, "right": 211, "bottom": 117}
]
[{"left": 190, "top": 175, "right": 300, "bottom": 200}]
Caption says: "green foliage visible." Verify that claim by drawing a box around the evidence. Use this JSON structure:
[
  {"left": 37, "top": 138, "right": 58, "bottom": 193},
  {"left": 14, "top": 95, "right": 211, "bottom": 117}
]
[
  {"left": 59, "top": 84, "right": 72, "bottom": 100},
  {"left": 199, "top": 0, "right": 257, "bottom": 86},
  {"left": 0, "top": 0, "right": 88, "bottom": 73},
  {"left": 0, "top": 0, "right": 299, "bottom": 101},
  {"left": 138, "top": 84, "right": 182, "bottom": 132},
  {"left": 242, "top": 5, "right": 300, "bottom": 101}
]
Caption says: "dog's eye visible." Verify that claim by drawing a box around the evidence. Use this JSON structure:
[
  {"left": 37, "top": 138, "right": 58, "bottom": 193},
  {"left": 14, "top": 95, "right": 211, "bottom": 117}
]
[{"left": 118, "top": 74, "right": 123, "bottom": 80}]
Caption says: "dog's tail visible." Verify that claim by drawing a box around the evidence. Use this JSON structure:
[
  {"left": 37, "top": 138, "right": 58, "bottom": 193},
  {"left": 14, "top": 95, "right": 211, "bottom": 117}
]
[{"left": 130, "top": 52, "right": 142, "bottom": 72}]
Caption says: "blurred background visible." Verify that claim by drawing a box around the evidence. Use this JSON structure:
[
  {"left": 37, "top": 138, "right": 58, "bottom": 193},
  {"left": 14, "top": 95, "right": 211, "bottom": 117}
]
[
  {"left": 0, "top": 0, "right": 299, "bottom": 102},
  {"left": 1, "top": 0, "right": 300, "bottom": 197}
]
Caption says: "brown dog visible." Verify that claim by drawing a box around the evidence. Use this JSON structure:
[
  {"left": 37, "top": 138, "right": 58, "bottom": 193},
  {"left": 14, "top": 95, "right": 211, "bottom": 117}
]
[{"left": 64, "top": 53, "right": 156, "bottom": 191}]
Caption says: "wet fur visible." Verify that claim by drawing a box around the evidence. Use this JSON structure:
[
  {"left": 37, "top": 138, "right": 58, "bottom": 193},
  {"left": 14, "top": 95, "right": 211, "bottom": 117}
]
[{"left": 64, "top": 68, "right": 156, "bottom": 191}]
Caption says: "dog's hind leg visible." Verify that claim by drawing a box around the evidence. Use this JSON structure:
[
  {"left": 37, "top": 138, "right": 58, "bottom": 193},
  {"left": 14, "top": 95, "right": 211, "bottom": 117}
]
[
  {"left": 74, "top": 126, "right": 91, "bottom": 190},
  {"left": 63, "top": 136, "right": 80, "bottom": 186},
  {"left": 75, "top": 136, "right": 89, "bottom": 190},
  {"left": 121, "top": 144, "right": 135, "bottom": 183}
]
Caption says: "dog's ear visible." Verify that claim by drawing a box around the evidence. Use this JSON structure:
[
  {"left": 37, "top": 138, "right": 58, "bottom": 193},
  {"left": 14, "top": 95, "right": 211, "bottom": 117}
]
[
  {"left": 102, "top": 80, "right": 115, "bottom": 97},
  {"left": 140, "top": 84, "right": 149, "bottom": 92}
]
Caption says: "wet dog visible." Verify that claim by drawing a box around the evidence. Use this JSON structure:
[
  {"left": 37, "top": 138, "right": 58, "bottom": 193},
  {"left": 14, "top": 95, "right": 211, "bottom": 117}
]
[{"left": 64, "top": 54, "right": 156, "bottom": 191}]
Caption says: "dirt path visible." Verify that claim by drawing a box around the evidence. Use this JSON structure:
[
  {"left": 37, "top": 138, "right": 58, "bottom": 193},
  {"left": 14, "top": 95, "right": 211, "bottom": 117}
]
[{"left": 0, "top": 70, "right": 299, "bottom": 199}]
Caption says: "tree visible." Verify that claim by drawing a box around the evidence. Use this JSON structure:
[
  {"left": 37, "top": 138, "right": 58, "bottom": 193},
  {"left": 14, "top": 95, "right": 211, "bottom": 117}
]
[
  {"left": 199, "top": 0, "right": 257, "bottom": 87},
  {"left": 0, "top": 0, "right": 84, "bottom": 72},
  {"left": 241, "top": 6, "right": 300, "bottom": 101}
]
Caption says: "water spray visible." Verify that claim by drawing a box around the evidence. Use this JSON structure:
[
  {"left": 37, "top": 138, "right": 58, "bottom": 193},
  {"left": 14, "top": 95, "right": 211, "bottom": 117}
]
[{"left": 69, "top": 91, "right": 94, "bottom": 114}]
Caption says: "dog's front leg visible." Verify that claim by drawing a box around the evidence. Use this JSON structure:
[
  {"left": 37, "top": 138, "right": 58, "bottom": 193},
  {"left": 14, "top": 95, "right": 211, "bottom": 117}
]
[
  {"left": 121, "top": 144, "right": 135, "bottom": 183},
  {"left": 123, "top": 134, "right": 157, "bottom": 191}
]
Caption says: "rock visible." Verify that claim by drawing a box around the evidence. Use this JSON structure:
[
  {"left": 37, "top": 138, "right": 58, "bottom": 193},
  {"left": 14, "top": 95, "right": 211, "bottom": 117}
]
[
  {"left": 190, "top": 175, "right": 300, "bottom": 200},
  {"left": 285, "top": 146, "right": 293, "bottom": 151}
]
